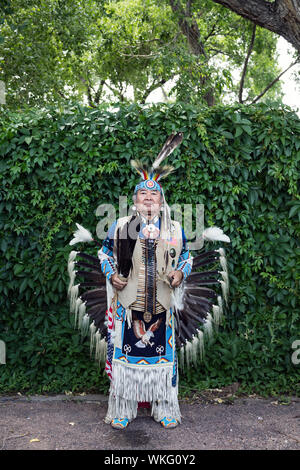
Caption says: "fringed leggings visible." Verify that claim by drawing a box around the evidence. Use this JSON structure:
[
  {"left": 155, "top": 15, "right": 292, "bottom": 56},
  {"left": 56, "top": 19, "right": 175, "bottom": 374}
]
[{"left": 104, "top": 389, "right": 182, "bottom": 424}]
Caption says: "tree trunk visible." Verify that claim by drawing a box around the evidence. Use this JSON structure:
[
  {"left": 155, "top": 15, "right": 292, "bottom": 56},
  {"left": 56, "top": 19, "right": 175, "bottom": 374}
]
[
  {"left": 211, "top": 0, "right": 300, "bottom": 52},
  {"left": 169, "top": 0, "right": 216, "bottom": 106}
]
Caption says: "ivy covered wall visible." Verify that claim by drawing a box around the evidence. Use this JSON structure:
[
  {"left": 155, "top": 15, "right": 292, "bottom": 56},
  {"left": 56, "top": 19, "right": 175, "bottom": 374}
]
[{"left": 0, "top": 102, "right": 299, "bottom": 396}]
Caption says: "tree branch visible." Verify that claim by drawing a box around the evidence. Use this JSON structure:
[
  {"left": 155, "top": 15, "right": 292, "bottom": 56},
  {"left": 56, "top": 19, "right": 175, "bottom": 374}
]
[
  {"left": 207, "top": 47, "right": 235, "bottom": 58},
  {"left": 56, "top": 89, "right": 67, "bottom": 100},
  {"left": 94, "top": 80, "right": 105, "bottom": 105},
  {"left": 140, "top": 76, "right": 174, "bottom": 104},
  {"left": 120, "top": 33, "right": 181, "bottom": 59},
  {"left": 250, "top": 58, "right": 299, "bottom": 104},
  {"left": 104, "top": 81, "right": 126, "bottom": 102},
  {"left": 204, "top": 22, "right": 218, "bottom": 41},
  {"left": 79, "top": 76, "right": 96, "bottom": 107},
  {"left": 239, "top": 24, "right": 256, "bottom": 103},
  {"left": 211, "top": 0, "right": 300, "bottom": 52},
  {"left": 186, "top": 0, "right": 193, "bottom": 17}
]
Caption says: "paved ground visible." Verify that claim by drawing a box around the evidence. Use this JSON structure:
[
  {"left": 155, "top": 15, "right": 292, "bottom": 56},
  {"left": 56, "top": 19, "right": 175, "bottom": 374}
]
[{"left": 0, "top": 392, "right": 299, "bottom": 451}]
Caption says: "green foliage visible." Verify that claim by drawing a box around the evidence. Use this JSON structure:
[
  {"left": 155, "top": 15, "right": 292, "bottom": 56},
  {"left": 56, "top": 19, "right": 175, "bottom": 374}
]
[
  {"left": 169, "top": 1, "right": 283, "bottom": 106},
  {"left": 0, "top": 101, "right": 299, "bottom": 396},
  {"left": 0, "top": 0, "right": 284, "bottom": 108}
]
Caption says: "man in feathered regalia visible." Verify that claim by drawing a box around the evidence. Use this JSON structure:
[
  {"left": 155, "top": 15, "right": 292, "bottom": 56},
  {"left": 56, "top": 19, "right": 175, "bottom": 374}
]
[
  {"left": 68, "top": 133, "right": 230, "bottom": 430},
  {"left": 98, "top": 133, "right": 191, "bottom": 429}
]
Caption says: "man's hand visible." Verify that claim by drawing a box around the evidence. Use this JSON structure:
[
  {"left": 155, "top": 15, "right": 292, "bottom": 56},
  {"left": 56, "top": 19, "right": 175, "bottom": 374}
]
[
  {"left": 111, "top": 273, "right": 128, "bottom": 290},
  {"left": 168, "top": 270, "right": 183, "bottom": 288}
]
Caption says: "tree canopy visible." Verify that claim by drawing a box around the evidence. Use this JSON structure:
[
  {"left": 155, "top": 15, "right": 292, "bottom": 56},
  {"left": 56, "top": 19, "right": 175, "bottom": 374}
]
[{"left": 0, "top": 0, "right": 298, "bottom": 108}]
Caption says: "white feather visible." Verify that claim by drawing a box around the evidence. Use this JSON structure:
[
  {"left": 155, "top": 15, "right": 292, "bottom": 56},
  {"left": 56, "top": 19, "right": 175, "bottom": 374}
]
[
  {"left": 67, "top": 270, "right": 76, "bottom": 296},
  {"left": 202, "top": 226, "right": 231, "bottom": 243},
  {"left": 69, "top": 284, "right": 79, "bottom": 313},
  {"left": 80, "top": 312, "right": 90, "bottom": 338},
  {"left": 217, "top": 295, "right": 223, "bottom": 316},
  {"left": 89, "top": 322, "right": 97, "bottom": 357},
  {"left": 78, "top": 302, "right": 87, "bottom": 329},
  {"left": 191, "top": 335, "right": 199, "bottom": 366},
  {"left": 74, "top": 298, "right": 83, "bottom": 328},
  {"left": 204, "top": 313, "right": 213, "bottom": 340},
  {"left": 125, "top": 308, "right": 132, "bottom": 329},
  {"left": 69, "top": 223, "right": 93, "bottom": 245},
  {"left": 196, "top": 329, "right": 204, "bottom": 361},
  {"left": 216, "top": 248, "right": 228, "bottom": 272},
  {"left": 68, "top": 260, "right": 75, "bottom": 277},
  {"left": 68, "top": 250, "right": 78, "bottom": 262},
  {"left": 185, "top": 340, "right": 192, "bottom": 368},
  {"left": 216, "top": 247, "right": 225, "bottom": 257},
  {"left": 212, "top": 305, "right": 221, "bottom": 326},
  {"left": 96, "top": 337, "right": 107, "bottom": 366},
  {"left": 220, "top": 270, "right": 229, "bottom": 292},
  {"left": 179, "top": 345, "right": 185, "bottom": 370},
  {"left": 220, "top": 280, "right": 229, "bottom": 305},
  {"left": 171, "top": 284, "right": 185, "bottom": 311},
  {"left": 94, "top": 331, "right": 102, "bottom": 363},
  {"left": 220, "top": 255, "right": 228, "bottom": 273}
]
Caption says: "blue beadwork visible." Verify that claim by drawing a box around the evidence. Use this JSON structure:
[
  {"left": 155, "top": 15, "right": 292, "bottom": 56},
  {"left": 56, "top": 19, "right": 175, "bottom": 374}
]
[{"left": 172, "top": 354, "right": 177, "bottom": 387}]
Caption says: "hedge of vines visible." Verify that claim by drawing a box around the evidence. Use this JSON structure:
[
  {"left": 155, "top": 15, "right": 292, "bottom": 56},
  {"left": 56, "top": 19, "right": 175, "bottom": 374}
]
[{"left": 0, "top": 101, "right": 299, "bottom": 396}]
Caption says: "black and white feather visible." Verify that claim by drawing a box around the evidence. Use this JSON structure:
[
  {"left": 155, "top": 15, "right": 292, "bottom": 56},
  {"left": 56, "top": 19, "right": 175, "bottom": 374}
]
[
  {"left": 171, "top": 227, "right": 231, "bottom": 369},
  {"left": 152, "top": 132, "right": 183, "bottom": 170},
  {"left": 67, "top": 225, "right": 108, "bottom": 366}
]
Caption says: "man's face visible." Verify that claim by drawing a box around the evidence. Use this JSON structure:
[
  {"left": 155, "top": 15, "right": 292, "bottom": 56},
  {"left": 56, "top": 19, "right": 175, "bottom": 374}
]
[{"left": 135, "top": 188, "right": 162, "bottom": 217}]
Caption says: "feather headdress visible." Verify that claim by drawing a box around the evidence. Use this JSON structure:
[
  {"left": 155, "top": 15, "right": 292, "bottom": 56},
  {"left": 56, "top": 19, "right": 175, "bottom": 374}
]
[{"left": 131, "top": 132, "right": 183, "bottom": 190}]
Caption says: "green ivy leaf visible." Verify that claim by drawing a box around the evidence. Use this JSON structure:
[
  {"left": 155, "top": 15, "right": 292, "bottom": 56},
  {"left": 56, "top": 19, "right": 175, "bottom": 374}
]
[{"left": 13, "top": 264, "right": 23, "bottom": 275}]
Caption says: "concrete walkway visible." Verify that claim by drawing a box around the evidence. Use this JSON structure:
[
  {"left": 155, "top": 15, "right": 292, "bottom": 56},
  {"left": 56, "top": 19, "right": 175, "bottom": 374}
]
[{"left": 0, "top": 393, "right": 299, "bottom": 450}]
